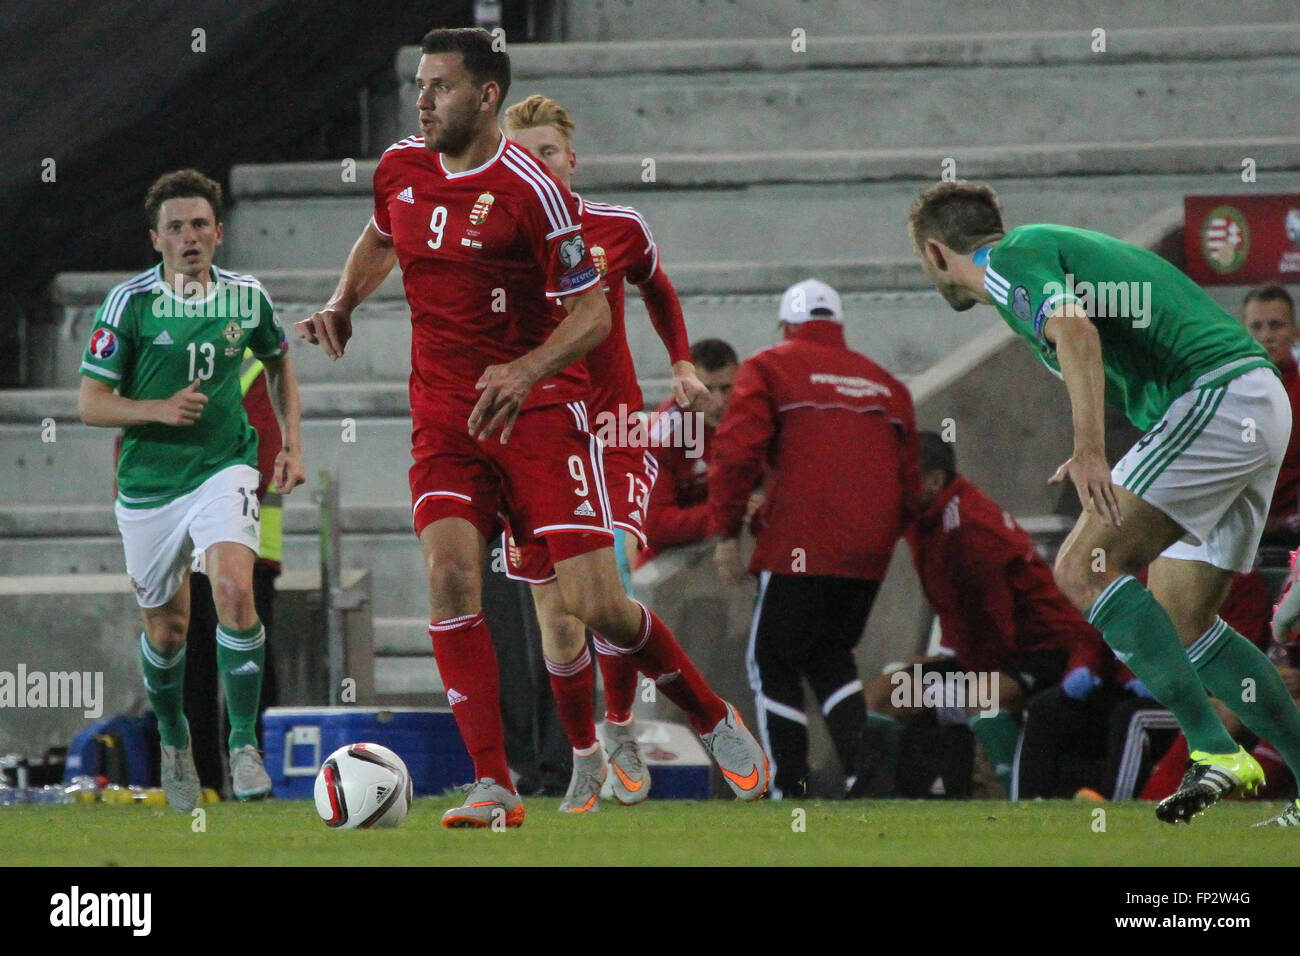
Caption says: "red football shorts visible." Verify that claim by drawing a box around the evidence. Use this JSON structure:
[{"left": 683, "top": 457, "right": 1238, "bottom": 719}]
[
  {"left": 503, "top": 440, "right": 659, "bottom": 584},
  {"left": 410, "top": 401, "right": 615, "bottom": 564}
]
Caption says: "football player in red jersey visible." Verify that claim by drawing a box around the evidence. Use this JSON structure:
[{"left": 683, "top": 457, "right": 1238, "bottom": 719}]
[
  {"left": 297, "top": 28, "right": 767, "bottom": 827},
  {"left": 501, "top": 93, "right": 709, "bottom": 812}
]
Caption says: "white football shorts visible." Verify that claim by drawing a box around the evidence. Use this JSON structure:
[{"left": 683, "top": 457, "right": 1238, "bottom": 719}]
[
  {"left": 114, "top": 463, "right": 261, "bottom": 607},
  {"left": 1112, "top": 366, "right": 1291, "bottom": 573}
]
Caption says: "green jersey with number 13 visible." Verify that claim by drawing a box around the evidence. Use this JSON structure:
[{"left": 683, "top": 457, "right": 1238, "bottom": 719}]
[{"left": 79, "top": 264, "right": 288, "bottom": 508}]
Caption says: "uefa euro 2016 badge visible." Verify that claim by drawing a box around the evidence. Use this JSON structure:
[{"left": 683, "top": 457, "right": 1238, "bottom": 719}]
[
  {"left": 89, "top": 328, "right": 117, "bottom": 359},
  {"left": 1012, "top": 285, "right": 1032, "bottom": 321},
  {"left": 591, "top": 245, "right": 608, "bottom": 278},
  {"left": 469, "top": 191, "right": 495, "bottom": 225}
]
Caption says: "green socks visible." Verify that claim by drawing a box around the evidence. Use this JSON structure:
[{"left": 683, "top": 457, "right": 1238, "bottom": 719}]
[
  {"left": 1191, "top": 618, "right": 1300, "bottom": 773},
  {"left": 970, "top": 711, "right": 1020, "bottom": 794},
  {"left": 140, "top": 632, "right": 188, "bottom": 749},
  {"left": 216, "top": 621, "right": 266, "bottom": 751},
  {"left": 1089, "top": 575, "right": 1237, "bottom": 754}
]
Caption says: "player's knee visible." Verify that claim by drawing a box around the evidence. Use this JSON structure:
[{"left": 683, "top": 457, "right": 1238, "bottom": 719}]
[
  {"left": 569, "top": 591, "right": 630, "bottom": 641},
  {"left": 1052, "top": 543, "right": 1103, "bottom": 612},
  {"left": 541, "top": 612, "right": 587, "bottom": 662},
  {"left": 211, "top": 573, "right": 256, "bottom": 624},
  {"left": 145, "top": 615, "right": 187, "bottom": 654},
  {"left": 426, "top": 559, "right": 480, "bottom": 617}
]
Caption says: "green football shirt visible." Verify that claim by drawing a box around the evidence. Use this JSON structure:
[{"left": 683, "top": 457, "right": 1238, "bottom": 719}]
[
  {"left": 80, "top": 264, "right": 288, "bottom": 508},
  {"left": 982, "top": 224, "right": 1273, "bottom": 429}
]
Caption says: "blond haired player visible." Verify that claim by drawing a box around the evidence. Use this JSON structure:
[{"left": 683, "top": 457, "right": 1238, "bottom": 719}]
[{"left": 503, "top": 93, "right": 711, "bottom": 811}]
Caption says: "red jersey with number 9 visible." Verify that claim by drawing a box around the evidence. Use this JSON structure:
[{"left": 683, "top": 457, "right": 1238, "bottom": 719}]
[{"left": 372, "top": 133, "right": 601, "bottom": 422}]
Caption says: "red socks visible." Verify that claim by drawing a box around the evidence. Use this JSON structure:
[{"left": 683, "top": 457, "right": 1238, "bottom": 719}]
[
  {"left": 428, "top": 613, "right": 514, "bottom": 792},
  {"left": 597, "top": 602, "right": 726, "bottom": 734},
  {"left": 592, "top": 637, "right": 639, "bottom": 724},
  {"left": 545, "top": 646, "right": 598, "bottom": 751}
]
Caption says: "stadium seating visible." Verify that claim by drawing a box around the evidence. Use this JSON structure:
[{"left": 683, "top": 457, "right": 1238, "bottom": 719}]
[{"left": 12, "top": 10, "right": 1300, "bottom": 788}]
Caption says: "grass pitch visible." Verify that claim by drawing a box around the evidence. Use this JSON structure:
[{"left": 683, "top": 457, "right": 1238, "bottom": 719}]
[{"left": 3, "top": 797, "right": 1296, "bottom": 866}]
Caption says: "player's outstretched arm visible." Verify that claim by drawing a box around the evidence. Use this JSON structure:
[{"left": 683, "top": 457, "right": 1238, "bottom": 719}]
[
  {"left": 295, "top": 221, "right": 396, "bottom": 360},
  {"left": 637, "top": 265, "right": 706, "bottom": 408},
  {"left": 78, "top": 376, "right": 207, "bottom": 428},
  {"left": 468, "top": 284, "right": 612, "bottom": 443},
  {"left": 260, "top": 353, "right": 306, "bottom": 494},
  {"left": 1043, "top": 305, "right": 1123, "bottom": 527}
]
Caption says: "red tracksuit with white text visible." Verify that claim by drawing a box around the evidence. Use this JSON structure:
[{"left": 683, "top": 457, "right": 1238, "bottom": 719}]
[{"left": 709, "top": 320, "right": 921, "bottom": 578}]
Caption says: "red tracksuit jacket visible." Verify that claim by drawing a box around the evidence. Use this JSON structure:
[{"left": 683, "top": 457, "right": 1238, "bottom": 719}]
[
  {"left": 643, "top": 397, "right": 715, "bottom": 555},
  {"left": 906, "top": 475, "right": 1110, "bottom": 676},
  {"left": 708, "top": 320, "right": 920, "bottom": 579}
]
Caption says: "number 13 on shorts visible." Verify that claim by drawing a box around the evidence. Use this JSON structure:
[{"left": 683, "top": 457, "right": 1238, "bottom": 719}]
[{"left": 626, "top": 473, "right": 648, "bottom": 509}]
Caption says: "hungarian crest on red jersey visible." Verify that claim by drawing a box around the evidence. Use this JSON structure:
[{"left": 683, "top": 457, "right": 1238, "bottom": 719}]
[
  {"left": 590, "top": 244, "right": 608, "bottom": 277},
  {"left": 469, "top": 192, "right": 495, "bottom": 225}
]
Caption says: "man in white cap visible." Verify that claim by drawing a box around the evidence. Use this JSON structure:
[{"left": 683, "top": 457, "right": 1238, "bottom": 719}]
[{"left": 709, "top": 278, "right": 922, "bottom": 798}]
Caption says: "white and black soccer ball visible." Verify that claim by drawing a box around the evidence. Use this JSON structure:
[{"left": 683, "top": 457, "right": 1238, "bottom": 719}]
[{"left": 313, "top": 743, "right": 412, "bottom": 830}]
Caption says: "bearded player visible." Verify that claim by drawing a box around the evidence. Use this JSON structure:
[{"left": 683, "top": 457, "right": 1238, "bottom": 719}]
[
  {"left": 909, "top": 180, "right": 1300, "bottom": 826},
  {"left": 499, "top": 93, "right": 710, "bottom": 812},
  {"left": 297, "top": 28, "right": 767, "bottom": 827}
]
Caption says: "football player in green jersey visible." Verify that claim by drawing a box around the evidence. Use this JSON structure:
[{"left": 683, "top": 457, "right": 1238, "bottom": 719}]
[
  {"left": 909, "top": 181, "right": 1300, "bottom": 826},
  {"left": 78, "top": 169, "right": 305, "bottom": 811}
]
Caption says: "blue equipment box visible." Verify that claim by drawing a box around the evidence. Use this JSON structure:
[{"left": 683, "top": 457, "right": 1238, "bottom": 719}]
[{"left": 263, "top": 707, "right": 473, "bottom": 799}]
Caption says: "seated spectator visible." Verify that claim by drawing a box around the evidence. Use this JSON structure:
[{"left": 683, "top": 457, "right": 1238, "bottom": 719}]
[
  {"left": 1243, "top": 284, "right": 1300, "bottom": 548},
  {"left": 640, "top": 338, "right": 740, "bottom": 560},
  {"left": 862, "top": 432, "right": 1111, "bottom": 797}
]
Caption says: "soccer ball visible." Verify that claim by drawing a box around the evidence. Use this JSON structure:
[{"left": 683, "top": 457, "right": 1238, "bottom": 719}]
[{"left": 313, "top": 743, "right": 412, "bottom": 830}]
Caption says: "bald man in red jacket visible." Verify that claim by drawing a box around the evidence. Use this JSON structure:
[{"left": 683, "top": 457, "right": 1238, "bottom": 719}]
[{"left": 711, "top": 279, "right": 921, "bottom": 798}]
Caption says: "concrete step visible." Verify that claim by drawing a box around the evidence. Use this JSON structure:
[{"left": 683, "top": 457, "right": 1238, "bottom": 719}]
[
  {"left": 495, "top": 24, "right": 1300, "bottom": 75},
  {"left": 227, "top": 137, "right": 1300, "bottom": 201},
  {"left": 52, "top": 257, "right": 933, "bottom": 309},
  {"left": 392, "top": 28, "right": 1300, "bottom": 152},
  {"left": 0, "top": 530, "right": 430, "bottom": 618},
  {"left": 373, "top": 656, "right": 442, "bottom": 698},
  {"left": 40, "top": 282, "right": 988, "bottom": 387},
  {"left": 221, "top": 158, "right": 1300, "bottom": 272},
  {"left": 373, "top": 616, "right": 433, "bottom": 655},
  {"left": 0, "top": 501, "right": 413, "bottom": 537},
  {"left": 553, "top": 0, "right": 1296, "bottom": 41},
  {"left": 44, "top": 258, "right": 941, "bottom": 389},
  {"left": 0, "top": 417, "right": 415, "bottom": 505}
]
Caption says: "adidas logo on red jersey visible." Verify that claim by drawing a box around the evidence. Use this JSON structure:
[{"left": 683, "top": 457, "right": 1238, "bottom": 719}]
[
  {"left": 397, "top": 186, "right": 414, "bottom": 204},
  {"left": 573, "top": 500, "right": 597, "bottom": 518},
  {"left": 447, "top": 688, "right": 467, "bottom": 705}
]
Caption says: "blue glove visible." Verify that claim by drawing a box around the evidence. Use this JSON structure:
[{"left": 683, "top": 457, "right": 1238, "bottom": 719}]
[
  {"left": 1062, "top": 666, "right": 1102, "bottom": 700},
  {"left": 1124, "top": 678, "right": 1154, "bottom": 699}
]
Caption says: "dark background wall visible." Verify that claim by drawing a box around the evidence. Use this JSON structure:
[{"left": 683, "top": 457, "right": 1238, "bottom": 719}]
[{"left": 0, "top": 0, "right": 546, "bottom": 384}]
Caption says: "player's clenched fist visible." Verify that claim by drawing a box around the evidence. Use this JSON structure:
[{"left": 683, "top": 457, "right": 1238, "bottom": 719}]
[
  {"left": 295, "top": 307, "right": 353, "bottom": 361},
  {"left": 156, "top": 380, "right": 208, "bottom": 426},
  {"left": 272, "top": 446, "right": 307, "bottom": 495}
]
